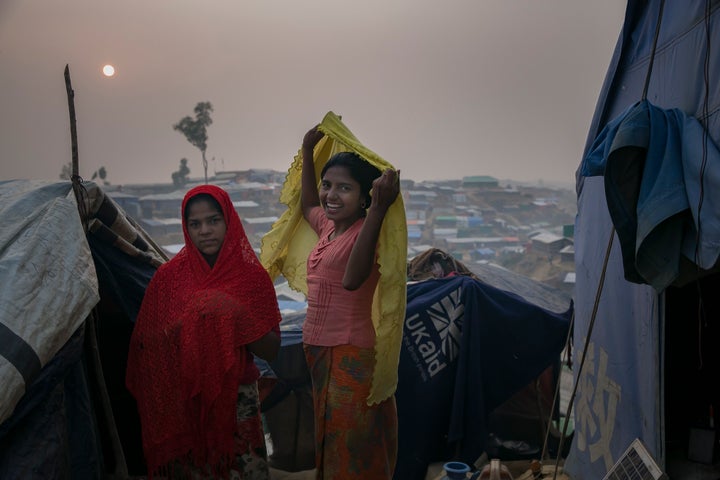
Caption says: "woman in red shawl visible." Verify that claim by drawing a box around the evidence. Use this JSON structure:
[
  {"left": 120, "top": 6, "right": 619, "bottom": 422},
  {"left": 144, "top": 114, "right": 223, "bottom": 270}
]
[{"left": 126, "top": 185, "right": 282, "bottom": 479}]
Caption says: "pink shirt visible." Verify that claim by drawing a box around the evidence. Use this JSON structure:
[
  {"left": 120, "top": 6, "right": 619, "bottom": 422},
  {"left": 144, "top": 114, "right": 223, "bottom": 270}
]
[{"left": 303, "top": 207, "right": 379, "bottom": 348}]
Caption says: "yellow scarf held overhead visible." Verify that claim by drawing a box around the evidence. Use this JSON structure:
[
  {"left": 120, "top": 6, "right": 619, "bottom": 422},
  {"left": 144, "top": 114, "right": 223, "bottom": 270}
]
[{"left": 260, "top": 111, "right": 408, "bottom": 405}]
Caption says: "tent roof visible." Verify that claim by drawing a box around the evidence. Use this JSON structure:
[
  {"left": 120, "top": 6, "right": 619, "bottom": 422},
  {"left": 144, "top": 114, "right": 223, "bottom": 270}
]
[
  {"left": 469, "top": 261, "right": 572, "bottom": 314},
  {"left": 0, "top": 179, "right": 165, "bottom": 426}
]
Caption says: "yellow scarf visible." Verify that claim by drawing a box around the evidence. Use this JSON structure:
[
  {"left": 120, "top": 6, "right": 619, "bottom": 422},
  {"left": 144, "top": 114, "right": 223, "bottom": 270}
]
[{"left": 260, "top": 111, "right": 407, "bottom": 405}]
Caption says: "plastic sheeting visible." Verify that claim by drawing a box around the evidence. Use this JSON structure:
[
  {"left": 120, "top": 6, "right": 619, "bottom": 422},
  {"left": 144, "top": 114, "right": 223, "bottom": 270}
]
[{"left": 0, "top": 180, "right": 99, "bottom": 426}]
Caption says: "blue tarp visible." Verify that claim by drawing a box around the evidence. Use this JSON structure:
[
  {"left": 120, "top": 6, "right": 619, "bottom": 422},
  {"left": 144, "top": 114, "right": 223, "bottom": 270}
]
[
  {"left": 394, "top": 276, "right": 571, "bottom": 479},
  {"left": 570, "top": 1, "right": 720, "bottom": 477}
]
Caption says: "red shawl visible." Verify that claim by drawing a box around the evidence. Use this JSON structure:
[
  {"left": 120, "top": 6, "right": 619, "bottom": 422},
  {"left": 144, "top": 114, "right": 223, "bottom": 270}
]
[{"left": 125, "top": 185, "right": 281, "bottom": 477}]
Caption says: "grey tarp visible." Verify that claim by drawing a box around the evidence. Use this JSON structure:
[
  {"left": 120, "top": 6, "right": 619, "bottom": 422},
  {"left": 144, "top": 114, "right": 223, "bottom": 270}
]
[{"left": 0, "top": 180, "right": 99, "bottom": 425}]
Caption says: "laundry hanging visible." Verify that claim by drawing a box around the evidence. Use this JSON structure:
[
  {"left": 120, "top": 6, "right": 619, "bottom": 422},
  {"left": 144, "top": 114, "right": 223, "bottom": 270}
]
[{"left": 580, "top": 99, "right": 720, "bottom": 291}]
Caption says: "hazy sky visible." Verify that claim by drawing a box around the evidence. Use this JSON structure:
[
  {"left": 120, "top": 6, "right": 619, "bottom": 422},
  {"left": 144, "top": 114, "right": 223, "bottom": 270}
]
[{"left": 0, "top": 1, "right": 625, "bottom": 186}]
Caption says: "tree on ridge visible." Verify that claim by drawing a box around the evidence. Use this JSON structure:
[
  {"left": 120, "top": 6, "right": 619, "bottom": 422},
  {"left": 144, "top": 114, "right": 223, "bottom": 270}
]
[{"left": 173, "top": 101, "right": 213, "bottom": 184}]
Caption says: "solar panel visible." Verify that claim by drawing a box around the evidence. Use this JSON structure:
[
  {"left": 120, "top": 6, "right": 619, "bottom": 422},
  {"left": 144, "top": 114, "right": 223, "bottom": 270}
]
[{"left": 602, "top": 438, "right": 668, "bottom": 480}]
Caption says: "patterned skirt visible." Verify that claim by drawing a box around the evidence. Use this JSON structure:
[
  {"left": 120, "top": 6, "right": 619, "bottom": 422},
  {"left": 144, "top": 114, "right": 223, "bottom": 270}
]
[
  {"left": 170, "top": 382, "right": 270, "bottom": 479},
  {"left": 231, "top": 382, "right": 270, "bottom": 479},
  {"left": 304, "top": 344, "right": 398, "bottom": 480}
]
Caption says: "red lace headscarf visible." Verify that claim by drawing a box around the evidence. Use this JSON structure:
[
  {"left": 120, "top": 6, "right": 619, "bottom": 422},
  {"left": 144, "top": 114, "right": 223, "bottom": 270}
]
[{"left": 126, "top": 185, "right": 281, "bottom": 477}]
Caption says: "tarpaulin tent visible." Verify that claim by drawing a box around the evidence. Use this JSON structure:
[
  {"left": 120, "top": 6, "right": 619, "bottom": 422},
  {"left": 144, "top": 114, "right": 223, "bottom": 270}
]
[
  {"left": 569, "top": 1, "right": 720, "bottom": 478},
  {"left": 395, "top": 253, "right": 573, "bottom": 479},
  {"left": 0, "top": 180, "right": 165, "bottom": 479}
]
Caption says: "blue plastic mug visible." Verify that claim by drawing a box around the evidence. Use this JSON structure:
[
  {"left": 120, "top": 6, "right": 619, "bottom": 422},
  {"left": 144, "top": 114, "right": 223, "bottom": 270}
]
[{"left": 443, "top": 461, "right": 471, "bottom": 480}]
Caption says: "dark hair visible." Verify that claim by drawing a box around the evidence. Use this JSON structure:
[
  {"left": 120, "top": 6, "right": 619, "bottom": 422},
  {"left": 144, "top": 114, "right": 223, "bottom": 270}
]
[
  {"left": 320, "top": 152, "right": 382, "bottom": 208},
  {"left": 184, "top": 193, "right": 223, "bottom": 222}
]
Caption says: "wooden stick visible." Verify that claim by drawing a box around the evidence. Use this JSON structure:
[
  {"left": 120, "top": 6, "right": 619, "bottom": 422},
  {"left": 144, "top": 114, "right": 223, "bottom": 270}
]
[{"left": 64, "top": 64, "right": 79, "bottom": 177}]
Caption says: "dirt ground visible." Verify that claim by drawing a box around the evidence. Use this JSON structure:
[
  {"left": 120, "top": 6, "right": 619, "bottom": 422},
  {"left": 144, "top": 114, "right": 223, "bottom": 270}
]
[{"left": 270, "top": 460, "right": 568, "bottom": 480}]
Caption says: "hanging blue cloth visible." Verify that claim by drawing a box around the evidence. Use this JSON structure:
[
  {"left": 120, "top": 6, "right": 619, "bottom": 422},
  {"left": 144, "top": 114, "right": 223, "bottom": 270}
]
[{"left": 580, "top": 99, "right": 720, "bottom": 291}]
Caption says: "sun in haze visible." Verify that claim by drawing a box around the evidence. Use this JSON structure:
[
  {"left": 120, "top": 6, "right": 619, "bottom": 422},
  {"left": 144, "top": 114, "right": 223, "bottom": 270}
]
[{"left": 102, "top": 64, "right": 115, "bottom": 77}]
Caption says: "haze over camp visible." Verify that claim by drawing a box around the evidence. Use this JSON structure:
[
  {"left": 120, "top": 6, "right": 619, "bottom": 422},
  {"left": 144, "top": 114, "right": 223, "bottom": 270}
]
[{"left": 0, "top": 0, "right": 624, "bottom": 186}]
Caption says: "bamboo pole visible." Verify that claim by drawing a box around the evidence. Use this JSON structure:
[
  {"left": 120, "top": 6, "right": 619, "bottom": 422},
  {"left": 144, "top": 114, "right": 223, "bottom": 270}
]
[{"left": 64, "top": 64, "right": 79, "bottom": 178}]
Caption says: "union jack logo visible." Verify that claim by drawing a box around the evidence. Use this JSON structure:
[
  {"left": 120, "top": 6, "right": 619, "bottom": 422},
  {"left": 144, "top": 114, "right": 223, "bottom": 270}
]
[{"left": 426, "top": 286, "right": 465, "bottom": 362}]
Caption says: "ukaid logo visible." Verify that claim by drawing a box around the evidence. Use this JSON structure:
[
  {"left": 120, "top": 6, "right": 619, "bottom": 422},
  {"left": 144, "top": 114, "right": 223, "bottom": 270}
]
[{"left": 403, "top": 286, "right": 464, "bottom": 381}]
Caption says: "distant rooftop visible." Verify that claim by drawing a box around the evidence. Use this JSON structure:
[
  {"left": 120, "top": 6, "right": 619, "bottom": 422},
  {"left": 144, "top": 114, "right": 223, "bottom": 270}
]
[
  {"left": 462, "top": 175, "right": 499, "bottom": 186},
  {"left": 233, "top": 200, "right": 259, "bottom": 208}
]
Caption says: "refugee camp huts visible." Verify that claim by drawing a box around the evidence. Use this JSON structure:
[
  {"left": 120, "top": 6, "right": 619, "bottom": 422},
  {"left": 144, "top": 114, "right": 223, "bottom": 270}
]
[
  {"left": 138, "top": 191, "right": 184, "bottom": 218},
  {"left": 224, "top": 181, "right": 278, "bottom": 204},
  {"left": 569, "top": 1, "right": 720, "bottom": 478},
  {"left": 405, "top": 189, "right": 436, "bottom": 211},
  {"left": 462, "top": 176, "right": 499, "bottom": 190},
  {"left": 0, "top": 180, "right": 164, "bottom": 478},
  {"left": 213, "top": 168, "right": 284, "bottom": 185},
  {"left": 139, "top": 217, "right": 183, "bottom": 240},
  {"left": 108, "top": 192, "right": 142, "bottom": 220},
  {"left": 557, "top": 245, "right": 575, "bottom": 265},
  {"left": 232, "top": 200, "right": 261, "bottom": 218},
  {"left": 241, "top": 216, "right": 280, "bottom": 238},
  {"left": 529, "top": 232, "right": 569, "bottom": 255}
]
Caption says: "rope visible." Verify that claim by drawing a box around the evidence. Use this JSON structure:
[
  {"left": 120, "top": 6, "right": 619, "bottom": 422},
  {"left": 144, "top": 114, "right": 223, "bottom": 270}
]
[
  {"left": 70, "top": 175, "right": 90, "bottom": 232},
  {"left": 693, "top": 0, "right": 712, "bottom": 370},
  {"left": 550, "top": 228, "right": 614, "bottom": 480},
  {"left": 641, "top": 0, "right": 666, "bottom": 101},
  {"left": 540, "top": 310, "right": 574, "bottom": 462}
]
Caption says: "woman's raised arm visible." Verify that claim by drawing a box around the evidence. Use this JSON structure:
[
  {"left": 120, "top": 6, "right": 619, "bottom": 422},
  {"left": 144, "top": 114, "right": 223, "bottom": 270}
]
[
  {"left": 301, "top": 126, "right": 324, "bottom": 221},
  {"left": 343, "top": 169, "right": 400, "bottom": 290}
]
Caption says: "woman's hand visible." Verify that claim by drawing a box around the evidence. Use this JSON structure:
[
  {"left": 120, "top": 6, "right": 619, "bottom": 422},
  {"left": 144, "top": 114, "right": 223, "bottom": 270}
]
[
  {"left": 302, "top": 125, "right": 324, "bottom": 151},
  {"left": 369, "top": 169, "right": 400, "bottom": 214}
]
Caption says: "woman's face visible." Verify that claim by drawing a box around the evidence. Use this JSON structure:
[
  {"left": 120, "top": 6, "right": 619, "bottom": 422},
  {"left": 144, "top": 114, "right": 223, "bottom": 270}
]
[
  {"left": 186, "top": 198, "right": 227, "bottom": 266},
  {"left": 319, "top": 165, "right": 365, "bottom": 229}
]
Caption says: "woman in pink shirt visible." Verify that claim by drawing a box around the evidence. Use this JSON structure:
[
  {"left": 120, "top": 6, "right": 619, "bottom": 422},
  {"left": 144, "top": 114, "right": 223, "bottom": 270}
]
[{"left": 300, "top": 125, "right": 400, "bottom": 479}]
